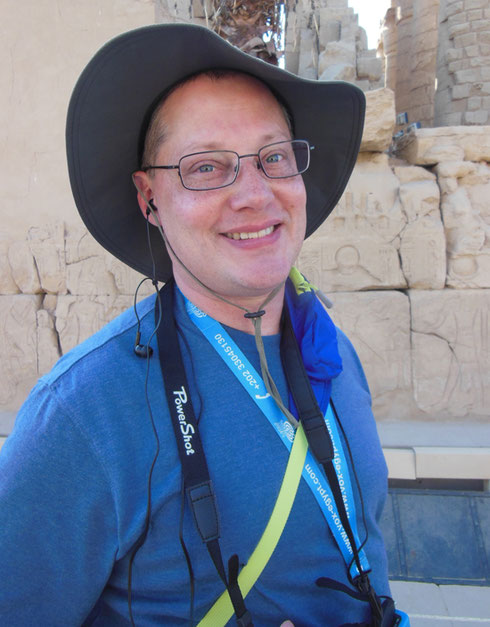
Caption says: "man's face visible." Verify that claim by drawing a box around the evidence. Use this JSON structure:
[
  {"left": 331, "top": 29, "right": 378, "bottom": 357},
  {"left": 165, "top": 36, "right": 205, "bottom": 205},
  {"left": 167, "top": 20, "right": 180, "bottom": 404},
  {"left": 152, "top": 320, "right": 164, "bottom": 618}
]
[{"left": 140, "top": 73, "right": 307, "bottom": 302}]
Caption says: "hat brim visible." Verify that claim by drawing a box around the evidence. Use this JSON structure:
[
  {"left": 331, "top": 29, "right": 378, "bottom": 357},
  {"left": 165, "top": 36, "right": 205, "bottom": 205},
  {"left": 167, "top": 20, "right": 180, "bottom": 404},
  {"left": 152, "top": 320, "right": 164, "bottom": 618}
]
[{"left": 66, "top": 23, "right": 365, "bottom": 282}]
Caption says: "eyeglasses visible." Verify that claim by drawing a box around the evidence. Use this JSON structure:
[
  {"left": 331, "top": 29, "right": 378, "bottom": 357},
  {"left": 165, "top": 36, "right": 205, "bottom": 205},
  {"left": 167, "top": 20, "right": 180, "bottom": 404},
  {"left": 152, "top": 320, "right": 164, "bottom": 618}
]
[{"left": 142, "top": 139, "right": 313, "bottom": 191}]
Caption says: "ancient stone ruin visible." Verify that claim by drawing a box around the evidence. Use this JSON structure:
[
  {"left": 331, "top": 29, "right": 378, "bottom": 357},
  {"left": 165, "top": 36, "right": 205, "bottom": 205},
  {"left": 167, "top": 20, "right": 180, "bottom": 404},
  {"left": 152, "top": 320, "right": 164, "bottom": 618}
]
[{"left": 381, "top": 0, "right": 490, "bottom": 127}]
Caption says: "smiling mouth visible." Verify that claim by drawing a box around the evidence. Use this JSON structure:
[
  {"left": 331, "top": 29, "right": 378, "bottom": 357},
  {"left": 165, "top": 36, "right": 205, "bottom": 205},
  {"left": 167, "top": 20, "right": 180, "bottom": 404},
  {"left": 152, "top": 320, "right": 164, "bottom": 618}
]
[{"left": 224, "top": 225, "right": 276, "bottom": 240}]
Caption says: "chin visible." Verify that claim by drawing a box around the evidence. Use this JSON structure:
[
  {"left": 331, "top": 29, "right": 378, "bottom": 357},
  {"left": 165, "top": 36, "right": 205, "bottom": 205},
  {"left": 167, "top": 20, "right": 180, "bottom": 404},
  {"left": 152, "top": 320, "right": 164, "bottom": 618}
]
[{"left": 229, "top": 268, "right": 291, "bottom": 297}]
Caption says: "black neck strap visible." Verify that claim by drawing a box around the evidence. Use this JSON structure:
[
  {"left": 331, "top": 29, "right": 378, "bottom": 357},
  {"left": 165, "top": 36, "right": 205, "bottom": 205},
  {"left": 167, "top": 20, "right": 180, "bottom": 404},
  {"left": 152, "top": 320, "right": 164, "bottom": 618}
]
[
  {"left": 280, "top": 305, "right": 382, "bottom": 621},
  {"left": 156, "top": 279, "right": 252, "bottom": 627}
]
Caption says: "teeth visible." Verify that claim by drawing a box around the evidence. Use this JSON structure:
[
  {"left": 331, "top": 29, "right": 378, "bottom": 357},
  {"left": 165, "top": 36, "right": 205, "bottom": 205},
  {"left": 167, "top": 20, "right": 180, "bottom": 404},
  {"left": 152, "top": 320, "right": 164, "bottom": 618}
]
[{"left": 226, "top": 226, "right": 275, "bottom": 240}]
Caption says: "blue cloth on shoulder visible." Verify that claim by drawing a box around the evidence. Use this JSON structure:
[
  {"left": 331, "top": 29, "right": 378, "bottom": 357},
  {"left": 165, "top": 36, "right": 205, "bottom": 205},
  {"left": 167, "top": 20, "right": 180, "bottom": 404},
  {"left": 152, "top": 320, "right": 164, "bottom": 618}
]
[{"left": 285, "top": 275, "right": 343, "bottom": 415}]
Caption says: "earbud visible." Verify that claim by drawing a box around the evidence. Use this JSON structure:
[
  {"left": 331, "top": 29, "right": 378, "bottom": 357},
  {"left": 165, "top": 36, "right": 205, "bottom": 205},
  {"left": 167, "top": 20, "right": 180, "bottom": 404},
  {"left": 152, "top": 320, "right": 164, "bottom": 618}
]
[
  {"left": 134, "top": 344, "right": 153, "bottom": 358},
  {"left": 134, "top": 329, "right": 153, "bottom": 359}
]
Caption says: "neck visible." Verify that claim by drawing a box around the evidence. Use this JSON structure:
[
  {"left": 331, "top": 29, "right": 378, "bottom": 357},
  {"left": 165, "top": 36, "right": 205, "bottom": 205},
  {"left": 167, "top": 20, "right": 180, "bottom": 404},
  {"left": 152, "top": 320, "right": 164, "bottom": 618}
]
[{"left": 174, "top": 275, "right": 285, "bottom": 335}]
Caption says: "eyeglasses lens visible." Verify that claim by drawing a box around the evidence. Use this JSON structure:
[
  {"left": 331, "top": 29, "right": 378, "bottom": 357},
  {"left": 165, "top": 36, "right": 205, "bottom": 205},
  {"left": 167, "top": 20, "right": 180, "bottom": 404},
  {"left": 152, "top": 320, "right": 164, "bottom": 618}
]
[{"left": 260, "top": 140, "right": 309, "bottom": 178}]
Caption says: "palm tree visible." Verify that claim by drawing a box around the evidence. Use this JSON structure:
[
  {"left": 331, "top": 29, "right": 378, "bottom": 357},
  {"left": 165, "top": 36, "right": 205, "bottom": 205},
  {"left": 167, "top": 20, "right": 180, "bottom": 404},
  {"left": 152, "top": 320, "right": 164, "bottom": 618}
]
[{"left": 204, "top": 0, "right": 285, "bottom": 64}]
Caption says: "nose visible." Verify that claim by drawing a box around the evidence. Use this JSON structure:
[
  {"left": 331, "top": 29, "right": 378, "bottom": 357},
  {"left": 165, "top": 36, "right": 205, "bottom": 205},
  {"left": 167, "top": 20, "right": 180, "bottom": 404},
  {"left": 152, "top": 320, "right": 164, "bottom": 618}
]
[{"left": 227, "top": 156, "right": 275, "bottom": 211}]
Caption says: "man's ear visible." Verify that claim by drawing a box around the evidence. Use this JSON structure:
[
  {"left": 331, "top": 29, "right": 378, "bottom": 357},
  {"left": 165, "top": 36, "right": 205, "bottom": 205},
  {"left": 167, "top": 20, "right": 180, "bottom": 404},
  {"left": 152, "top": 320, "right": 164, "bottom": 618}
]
[{"left": 132, "top": 171, "right": 159, "bottom": 226}]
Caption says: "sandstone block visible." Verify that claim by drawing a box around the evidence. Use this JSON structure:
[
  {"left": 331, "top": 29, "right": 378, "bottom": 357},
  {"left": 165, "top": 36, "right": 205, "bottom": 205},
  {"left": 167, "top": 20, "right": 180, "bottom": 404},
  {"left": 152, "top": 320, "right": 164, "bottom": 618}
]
[
  {"left": 448, "top": 59, "right": 468, "bottom": 74},
  {"left": 360, "top": 88, "right": 396, "bottom": 152},
  {"left": 298, "top": 153, "right": 406, "bottom": 291},
  {"left": 477, "top": 31, "right": 490, "bottom": 45},
  {"left": 298, "top": 28, "right": 317, "bottom": 79},
  {"left": 452, "top": 84, "right": 471, "bottom": 99},
  {"left": 399, "top": 218, "right": 446, "bottom": 289},
  {"left": 0, "top": 295, "right": 42, "bottom": 412},
  {"left": 438, "top": 176, "right": 459, "bottom": 195},
  {"left": 398, "top": 180, "right": 445, "bottom": 289},
  {"left": 439, "top": 162, "right": 490, "bottom": 288},
  {"left": 327, "top": 291, "right": 414, "bottom": 420},
  {"left": 399, "top": 180, "right": 440, "bottom": 222},
  {"left": 355, "top": 79, "right": 370, "bottom": 92},
  {"left": 319, "top": 19, "right": 341, "bottom": 45},
  {"left": 448, "top": 22, "right": 470, "bottom": 38},
  {"left": 445, "top": 1, "right": 463, "bottom": 17},
  {"left": 438, "top": 112, "right": 463, "bottom": 126},
  {"left": 467, "top": 9, "right": 483, "bottom": 20},
  {"left": 36, "top": 308, "right": 61, "bottom": 375},
  {"left": 27, "top": 223, "right": 66, "bottom": 294},
  {"left": 447, "top": 253, "right": 490, "bottom": 288},
  {"left": 318, "top": 40, "right": 356, "bottom": 76},
  {"left": 356, "top": 56, "right": 382, "bottom": 81},
  {"left": 463, "top": 110, "right": 489, "bottom": 125},
  {"left": 445, "top": 47, "right": 463, "bottom": 62},
  {"left": 396, "top": 126, "right": 490, "bottom": 164},
  {"left": 453, "top": 32, "right": 478, "bottom": 48},
  {"left": 318, "top": 7, "right": 346, "bottom": 24},
  {"left": 0, "top": 234, "right": 20, "bottom": 294},
  {"left": 478, "top": 81, "right": 490, "bottom": 95},
  {"left": 318, "top": 62, "right": 355, "bottom": 82},
  {"left": 410, "top": 290, "right": 490, "bottom": 418},
  {"left": 464, "top": 44, "right": 479, "bottom": 57},
  {"left": 471, "top": 18, "right": 490, "bottom": 30},
  {"left": 441, "top": 187, "right": 485, "bottom": 254},
  {"left": 393, "top": 165, "right": 436, "bottom": 184},
  {"left": 467, "top": 96, "right": 482, "bottom": 110},
  {"left": 447, "top": 12, "right": 466, "bottom": 27},
  {"left": 8, "top": 240, "right": 41, "bottom": 294},
  {"left": 454, "top": 68, "right": 477, "bottom": 83},
  {"left": 435, "top": 161, "right": 477, "bottom": 178}
]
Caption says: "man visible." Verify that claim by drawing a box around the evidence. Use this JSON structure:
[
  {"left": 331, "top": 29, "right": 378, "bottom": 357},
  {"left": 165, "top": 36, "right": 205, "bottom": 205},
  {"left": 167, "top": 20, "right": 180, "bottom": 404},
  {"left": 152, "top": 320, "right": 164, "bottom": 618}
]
[{"left": 0, "top": 24, "right": 403, "bottom": 626}]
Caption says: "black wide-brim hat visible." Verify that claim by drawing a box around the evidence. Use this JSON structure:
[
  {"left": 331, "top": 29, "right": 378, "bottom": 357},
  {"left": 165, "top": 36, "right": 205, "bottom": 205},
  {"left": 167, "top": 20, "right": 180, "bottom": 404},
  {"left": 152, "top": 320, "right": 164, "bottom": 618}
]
[{"left": 66, "top": 23, "right": 365, "bottom": 282}]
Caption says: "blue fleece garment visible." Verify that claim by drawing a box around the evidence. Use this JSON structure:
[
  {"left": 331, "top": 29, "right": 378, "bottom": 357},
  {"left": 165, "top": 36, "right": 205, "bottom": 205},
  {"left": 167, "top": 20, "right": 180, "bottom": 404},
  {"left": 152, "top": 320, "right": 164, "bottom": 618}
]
[{"left": 0, "top": 289, "right": 389, "bottom": 626}]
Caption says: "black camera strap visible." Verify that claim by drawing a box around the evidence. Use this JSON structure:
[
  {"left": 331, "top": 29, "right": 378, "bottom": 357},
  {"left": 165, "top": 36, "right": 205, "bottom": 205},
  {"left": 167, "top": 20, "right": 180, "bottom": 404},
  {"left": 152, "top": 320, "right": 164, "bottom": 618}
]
[
  {"left": 156, "top": 279, "right": 252, "bottom": 627},
  {"left": 280, "top": 304, "right": 383, "bottom": 625}
]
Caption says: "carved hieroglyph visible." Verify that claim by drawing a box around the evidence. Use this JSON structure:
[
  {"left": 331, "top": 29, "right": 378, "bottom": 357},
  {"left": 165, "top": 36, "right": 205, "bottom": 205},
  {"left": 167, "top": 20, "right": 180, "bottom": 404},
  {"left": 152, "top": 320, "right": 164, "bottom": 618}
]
[
  {"left": 0, "top": 295, "right": 42, "bottom": 411},
  {"left": 396, "top": 168, "right": 446, "bottom": 289},
  {"left": 437, "top": 161, "right": 490, "bottom": 288},
  {"left": 327, "top": 291, "right": 414, "bottom": 421},
  {"left": 410, "top": 290, "right": 490, "bottom": 418},
  {"left": 299, "top": 153, "right": 407, "bottom": 291}
]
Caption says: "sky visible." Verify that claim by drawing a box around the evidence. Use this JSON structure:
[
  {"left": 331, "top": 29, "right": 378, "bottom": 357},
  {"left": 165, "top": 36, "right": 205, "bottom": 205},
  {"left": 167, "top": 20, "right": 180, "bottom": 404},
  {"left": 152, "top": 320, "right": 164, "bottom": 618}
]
[{"left": 348, "top": 0, "right": 392, "bottom": 49}]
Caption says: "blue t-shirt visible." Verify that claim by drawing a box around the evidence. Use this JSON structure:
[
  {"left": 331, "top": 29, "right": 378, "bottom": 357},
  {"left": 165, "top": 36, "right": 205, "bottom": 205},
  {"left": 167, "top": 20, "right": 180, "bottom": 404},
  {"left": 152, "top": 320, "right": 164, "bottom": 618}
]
[{"left": 0, "top": 289, "right": 389, "bottom": 626}]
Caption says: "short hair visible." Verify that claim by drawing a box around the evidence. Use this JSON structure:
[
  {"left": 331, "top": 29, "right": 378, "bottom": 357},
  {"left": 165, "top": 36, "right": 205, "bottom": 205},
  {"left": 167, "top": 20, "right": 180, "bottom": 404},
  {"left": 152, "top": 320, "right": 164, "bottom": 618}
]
[{"left": 139, "top": 69, "right": 294, "bottom": 170}]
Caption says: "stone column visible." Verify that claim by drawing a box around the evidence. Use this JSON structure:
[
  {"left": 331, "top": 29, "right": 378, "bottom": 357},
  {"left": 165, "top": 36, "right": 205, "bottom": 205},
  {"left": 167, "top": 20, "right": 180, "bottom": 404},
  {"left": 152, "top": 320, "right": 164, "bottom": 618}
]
[{"left": 434, "top": 0, "right": 490, "bottom": 126}]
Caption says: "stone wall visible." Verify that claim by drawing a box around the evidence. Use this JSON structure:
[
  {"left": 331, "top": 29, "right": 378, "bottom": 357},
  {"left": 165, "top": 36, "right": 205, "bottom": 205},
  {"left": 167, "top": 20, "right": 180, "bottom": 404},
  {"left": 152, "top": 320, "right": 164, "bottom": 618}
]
[
  {"left": 299, "top": 99, "right": 490, "bottom": 423},
  {"left": 1, "top": 1, "right": 489, "bottom": 440},
  {"left": 0, "top": 0, "right": 155, "bottom": 419},
  {"left": 381, "top": 0, "right": 490, "bottom": 127}
]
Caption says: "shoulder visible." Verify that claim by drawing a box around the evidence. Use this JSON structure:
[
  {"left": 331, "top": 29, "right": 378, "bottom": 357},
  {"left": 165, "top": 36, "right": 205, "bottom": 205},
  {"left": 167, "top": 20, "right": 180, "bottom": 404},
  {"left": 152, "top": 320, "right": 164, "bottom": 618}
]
[{"left": 13, "top": 294, "right": 159, "bottom": 447}]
